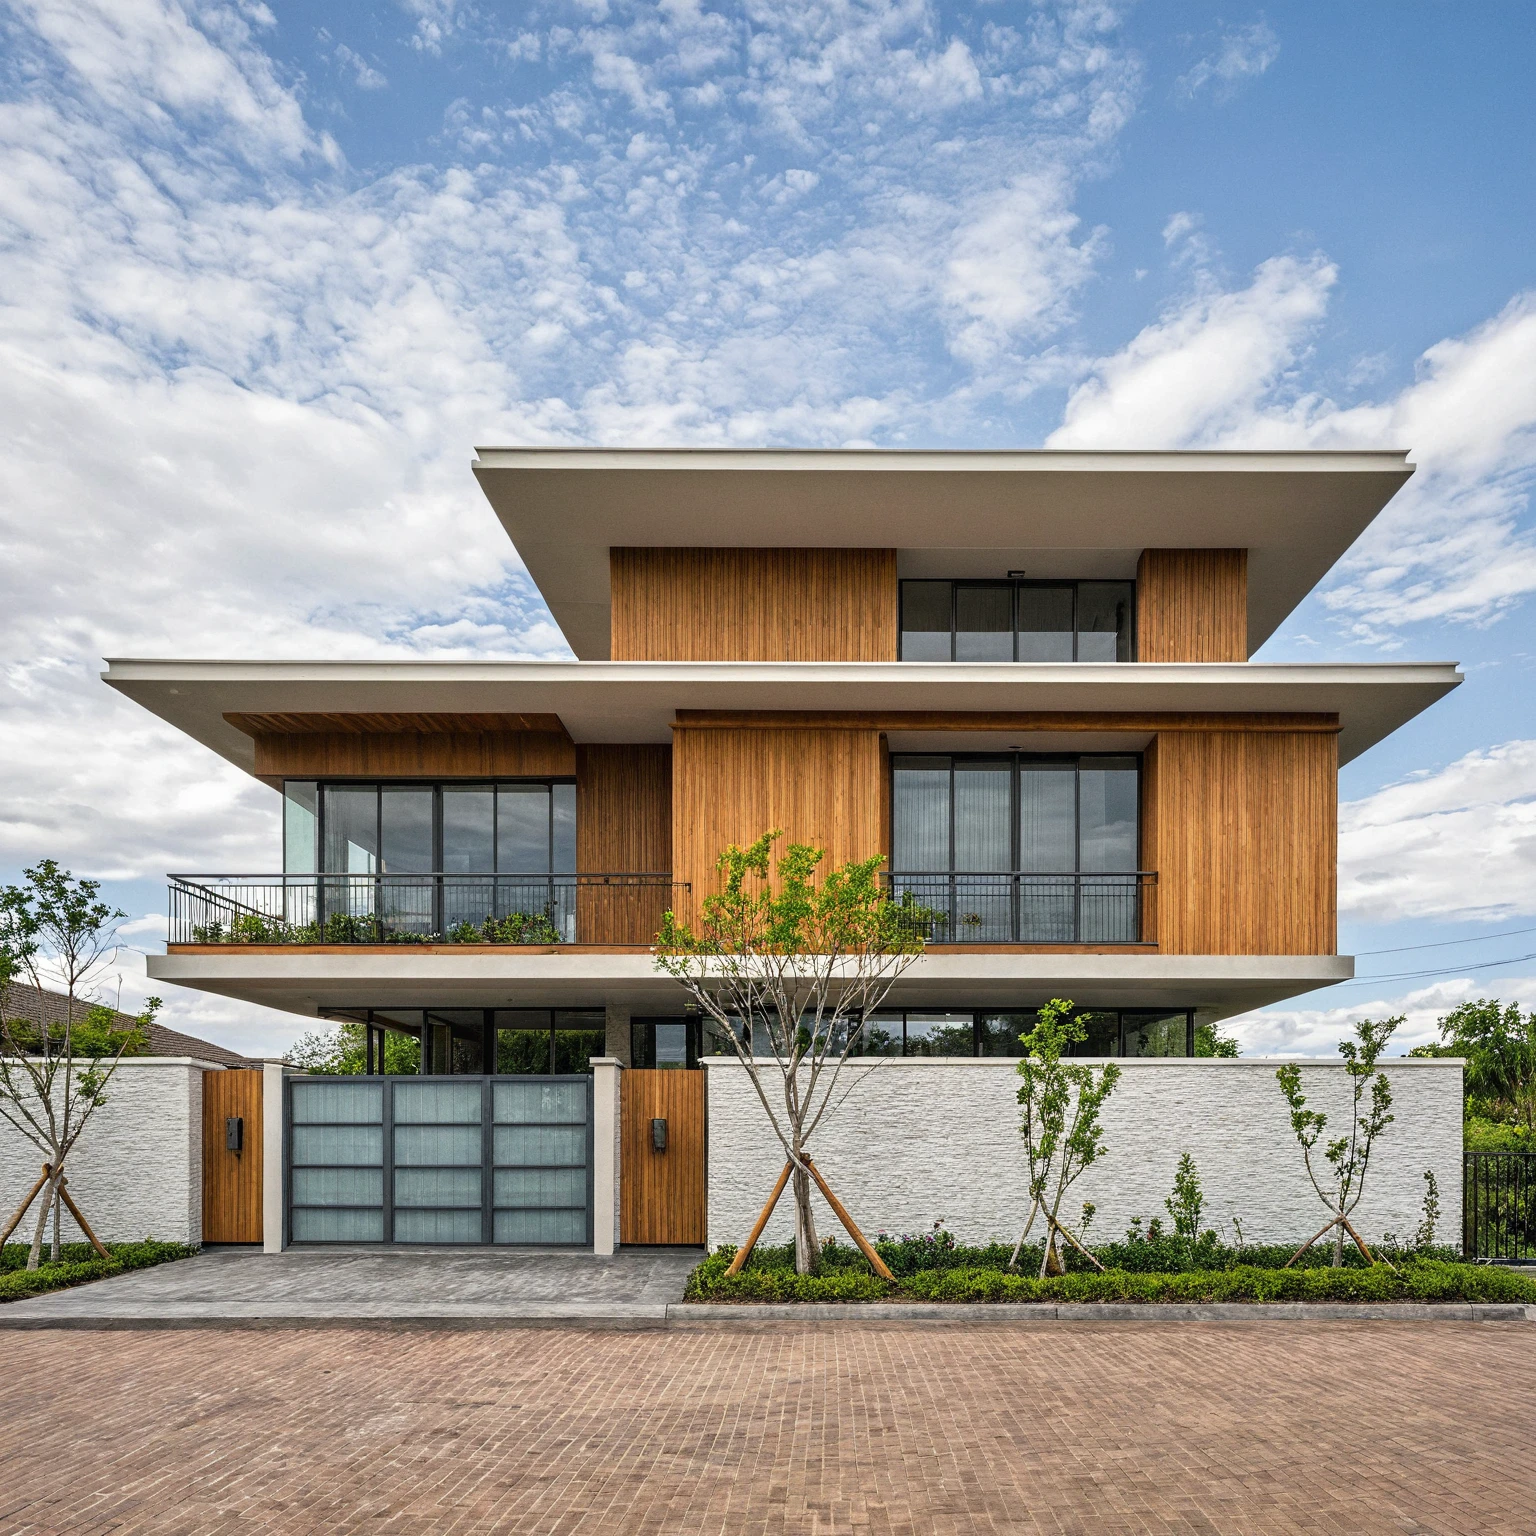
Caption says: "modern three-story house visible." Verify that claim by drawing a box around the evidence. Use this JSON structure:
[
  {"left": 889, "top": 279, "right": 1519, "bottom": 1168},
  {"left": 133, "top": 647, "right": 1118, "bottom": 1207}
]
[{"left": 107, "top": 449, "right": 1461, "bottom": 1250}]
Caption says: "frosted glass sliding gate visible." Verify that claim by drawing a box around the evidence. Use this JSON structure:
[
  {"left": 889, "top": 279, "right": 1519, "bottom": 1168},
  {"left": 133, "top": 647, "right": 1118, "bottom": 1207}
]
[{"left": 285, "top": 1075, "right": 593, "bottom": 1246}]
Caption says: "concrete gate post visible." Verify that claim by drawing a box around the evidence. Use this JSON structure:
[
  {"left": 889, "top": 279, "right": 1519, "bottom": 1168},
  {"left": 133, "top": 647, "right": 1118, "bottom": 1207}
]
[{"left": 590, "top": 1058, "right": 623, "bottom": 1256}]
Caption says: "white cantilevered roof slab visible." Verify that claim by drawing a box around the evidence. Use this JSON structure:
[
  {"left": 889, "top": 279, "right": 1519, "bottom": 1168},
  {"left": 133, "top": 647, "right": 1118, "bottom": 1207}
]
[
  {"left": 102, "top": 658, "right": 1461, "bottom": 771},
  {"left": 145, "top": 949, "right": 1354, "bottom": 1023},
  {"left": 470, "top": 448, "right": 1415, "bottom": 659}
]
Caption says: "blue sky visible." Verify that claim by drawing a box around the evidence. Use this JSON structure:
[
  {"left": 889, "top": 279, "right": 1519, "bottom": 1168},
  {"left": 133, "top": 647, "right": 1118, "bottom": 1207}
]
[{"left": 0, "top": 0, "right": 1533, "bottom": 1055}]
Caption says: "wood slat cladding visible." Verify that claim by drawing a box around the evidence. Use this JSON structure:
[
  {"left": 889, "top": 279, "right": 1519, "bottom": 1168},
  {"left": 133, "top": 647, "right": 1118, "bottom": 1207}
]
[
  {"left": 226, "top": 712, "right": 567, "bottom": 737},
  {"left": 202, "top": 1070, "right": 263, "bottom": 1243},
  {"left": 252, "top": 730, "right": 576, "bottom": 784},
  {"left": 620, "top": 1070, "right": 707, "bottom": 1244},
  {"left": 1137, "top": 549, "right": 1249, "bottom": 662},
  {"left": 610, "top": 548, "right": 899, "bottom": 661},
  {"left": 1145, "top": 728, "right": 1338, "bottom": 955},
  {"left": 576, "top": 745, "right": 672, "bottom": 871},
  {"left": 675, "top": 709, "right": 1338, "bottom": 735},
  {"left": 576, "top": 745, "right": 674, "bottom": 944},
  {"left": 672, "top": 725, "right": 887, "bottom": 905}
]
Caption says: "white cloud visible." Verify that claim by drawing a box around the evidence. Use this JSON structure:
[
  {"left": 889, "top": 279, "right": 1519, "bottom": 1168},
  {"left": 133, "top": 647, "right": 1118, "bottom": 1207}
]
[
  {"left": 334, "top": 42, "right": 387, "bottom": 91},
  {"left": 1227, "top": 974, "right": 1536, "bottom": 1057},
  {"left": 1339, "top": 741, "right": 1536, "bottom": 923},
  {"left": 1176, "top": 18, "right": 1279, "bottom": 102},
  {"left": 1048, "top": 253, "right": 1336, "bottom": 447}
]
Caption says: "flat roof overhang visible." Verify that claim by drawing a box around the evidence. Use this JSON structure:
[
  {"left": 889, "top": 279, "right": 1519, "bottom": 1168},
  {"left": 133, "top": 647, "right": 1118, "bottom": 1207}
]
[
  {"left": 103, "top": 658, "right": 1462, "bottom": 770},
  {"left": 470, "top": 448, "right": 1416, "bottom": 659},
  {"left": 146, "top": 951, "right": 1354, "bottom": 1025}
]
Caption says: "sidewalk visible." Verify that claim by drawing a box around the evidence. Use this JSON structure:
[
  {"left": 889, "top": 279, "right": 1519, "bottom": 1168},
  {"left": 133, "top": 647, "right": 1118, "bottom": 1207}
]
[{"left": 2, "top": 1246, "right": 1531, "bottom": 1328}]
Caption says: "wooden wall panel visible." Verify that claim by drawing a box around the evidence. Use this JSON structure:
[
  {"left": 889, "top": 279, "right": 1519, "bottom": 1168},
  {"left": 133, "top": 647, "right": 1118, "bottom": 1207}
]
[
  {"left": 253, "top": 730, "right": 576, "bottom": 783},
  {"left": 576, "top": 745, "right": 672, "bottom": 872},
  {"left": 576, "top": 745, "right": 674, "bottom": 944},
  {"left": 611, "top": 548, "right": 898, "bottom": 661},
  {"left": 1146, "top": 729, "right": 1337, "bottom": 955},
  {"left": 202, "top": 1070, "right": 263, "bottom": 1243},
  {"left": 672, "top": 726, "right": 886, "bottom": 909},
  {"left": 621, "top": 1070, "right": 707, "bottom": 1245},
  {"left": 1137, "top": 549, "right": 1249, "bottom": 662}
]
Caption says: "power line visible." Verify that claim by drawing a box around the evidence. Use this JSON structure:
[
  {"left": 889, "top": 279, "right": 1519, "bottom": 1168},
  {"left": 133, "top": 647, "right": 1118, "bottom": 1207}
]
[
  {"left": 1354, "top": 923, "right": 1536, "bottom": 957},
  {"left": 1328, "top": 950, "right": 1536, "bottom": 989}
]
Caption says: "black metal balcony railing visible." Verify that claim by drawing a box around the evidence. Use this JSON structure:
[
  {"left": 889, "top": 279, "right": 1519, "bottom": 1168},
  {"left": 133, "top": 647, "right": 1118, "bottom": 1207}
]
[
  {"left": 168, "top": 874, "right": 687, "bottom": 948},
  {"left": 888, "top": 871, "right": 1157, "bottom": 945}
]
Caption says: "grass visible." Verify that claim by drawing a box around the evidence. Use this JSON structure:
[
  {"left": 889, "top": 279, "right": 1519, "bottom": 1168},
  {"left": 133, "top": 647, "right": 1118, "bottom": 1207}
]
[
  {"left": 0, "top": 1240, "right": 198, "bottom": 1304},
  {"left": 683, "top": 1237, "right": 1536, "bottom": 1306}
]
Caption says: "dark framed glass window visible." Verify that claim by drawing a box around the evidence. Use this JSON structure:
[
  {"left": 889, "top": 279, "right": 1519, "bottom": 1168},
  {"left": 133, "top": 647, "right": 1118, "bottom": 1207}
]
[
  {"left": 323, "top": 1007, "right": 606, "bottom": 1076},
  {"left": 631, "top": 1016, "right": 703, "bottom": 1070},
  {"left": 847, "top": 1008, "right": 1194, "bottom": 1057},
  {"left": 891, "top": 753, "right": 1142, "bottom": 942},
  {"left": 899, "top": 580, "right": 1135, "bottom": 662},
  {"left": 287, "top": 781, "right": 576, "bottom": 876}
]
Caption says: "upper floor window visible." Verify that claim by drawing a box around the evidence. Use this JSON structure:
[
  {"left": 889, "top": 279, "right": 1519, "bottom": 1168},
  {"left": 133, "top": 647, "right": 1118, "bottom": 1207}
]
[
  {"left": 899, "top": 579, "right": 1135, "bottom": 662},
  {"left": 282, "top": 780, "right": 576, "bottom": 875}
]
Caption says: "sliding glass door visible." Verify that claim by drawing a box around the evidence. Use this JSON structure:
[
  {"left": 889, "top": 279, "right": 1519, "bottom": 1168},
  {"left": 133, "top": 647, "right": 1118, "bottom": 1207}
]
[{"left": 892, "top": 754, "right": 1142, "bottom": 942}]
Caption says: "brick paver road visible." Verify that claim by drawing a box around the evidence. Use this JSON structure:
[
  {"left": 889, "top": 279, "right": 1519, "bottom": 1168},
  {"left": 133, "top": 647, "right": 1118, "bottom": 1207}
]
[{"left": 2, "top": 1321, "right": 1532, "bottom": 1534}]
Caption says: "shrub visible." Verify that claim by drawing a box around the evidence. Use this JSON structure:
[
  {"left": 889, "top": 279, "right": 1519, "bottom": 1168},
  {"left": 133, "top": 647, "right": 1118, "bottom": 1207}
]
[{"left": 0, "top": 1240, "right": 197, "bottom": 1303}]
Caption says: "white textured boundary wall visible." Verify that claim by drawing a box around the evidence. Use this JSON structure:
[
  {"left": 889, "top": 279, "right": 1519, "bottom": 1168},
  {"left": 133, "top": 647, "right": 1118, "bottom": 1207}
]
[
  {"left": 0, "top": 1059, "right": 213, "bottom": 1246},
  {"left": 705, "top": 1058, "right": 1465, "bottom": 1251}
]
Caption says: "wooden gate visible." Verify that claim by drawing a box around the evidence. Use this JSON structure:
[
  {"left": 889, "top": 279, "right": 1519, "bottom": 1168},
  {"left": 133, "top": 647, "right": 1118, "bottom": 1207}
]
[
  {"left": 621, "top": 1070, "right": 706, "bottom": 1245},
  {"left": 203, "top": 1070, "right": 263, "bottom": 1243}
]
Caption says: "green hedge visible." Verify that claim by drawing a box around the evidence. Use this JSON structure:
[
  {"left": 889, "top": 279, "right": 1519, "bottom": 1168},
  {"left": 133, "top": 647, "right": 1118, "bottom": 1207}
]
[
  {"left": 684, "top": 1249, "right": 1536, "bottom": 1306},
  {"left": 0, "top": 1241, "right": 198, "bottom": 1304}
]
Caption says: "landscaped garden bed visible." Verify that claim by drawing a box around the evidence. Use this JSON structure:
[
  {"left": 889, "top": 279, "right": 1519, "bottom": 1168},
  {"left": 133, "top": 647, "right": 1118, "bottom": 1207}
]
[
  {"left": 0, "top": 1240, "right": 198, "bottom": 1304},
  {"left": 683, "top": 1234, "right": 1536, "bottom": 1306}
]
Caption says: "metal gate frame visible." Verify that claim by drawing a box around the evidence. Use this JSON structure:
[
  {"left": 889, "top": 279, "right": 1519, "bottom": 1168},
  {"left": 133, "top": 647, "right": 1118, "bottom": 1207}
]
[
  {"left": 1464, "top": 1151, "right": 1536, "bottom": 1264},
  {"left": 284, "top": 1074, "right": 594, "bottom": 1248}
]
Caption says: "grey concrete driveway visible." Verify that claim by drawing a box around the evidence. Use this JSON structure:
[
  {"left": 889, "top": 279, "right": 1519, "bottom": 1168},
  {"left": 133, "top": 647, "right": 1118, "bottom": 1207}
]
[{"left": 0, "top": 1244, "right": 703, "bottom": 1329}]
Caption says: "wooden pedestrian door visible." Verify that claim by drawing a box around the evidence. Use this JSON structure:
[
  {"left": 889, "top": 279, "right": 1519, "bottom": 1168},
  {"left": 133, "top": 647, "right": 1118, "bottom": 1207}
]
[
  {"left": 621, "top": 1071, "right": 706, "bottom": 1245},
  {"left": 203, "top": 1070, "right": 263, "bottom": 1243}
]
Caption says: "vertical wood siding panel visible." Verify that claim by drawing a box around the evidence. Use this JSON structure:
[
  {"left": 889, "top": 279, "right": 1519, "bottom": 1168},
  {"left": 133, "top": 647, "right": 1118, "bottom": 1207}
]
[
  {"left": 1137, "top": 549, "right": 1249, "bottom": 662},
  {"left": 610, "top": 548, "right": 899, "bottom": 661},
  {"left": 672, "top": 726, "right": 885, "bottom": 909},
  {"left": 1151, "top": 728, "right": 1337, "bottom": 955}
]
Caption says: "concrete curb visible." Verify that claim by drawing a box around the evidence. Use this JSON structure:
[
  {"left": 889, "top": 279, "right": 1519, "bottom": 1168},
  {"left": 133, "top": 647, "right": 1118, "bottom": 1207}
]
[
  {"left": 2, "top": 1299, "right": 1531, "bottom": 1329},
  {"left": 671, "top": 1301, "right": 1536, "bottom": 1324}
]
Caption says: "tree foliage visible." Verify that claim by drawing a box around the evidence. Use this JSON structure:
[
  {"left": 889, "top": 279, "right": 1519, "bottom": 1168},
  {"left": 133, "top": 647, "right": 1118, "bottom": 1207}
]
[
  {"left": 1436, "top": 997, "right": 1536, "bottom": 1138},
  {"left": 654, "top": 830, "right": 931, "bottom": 1274}
]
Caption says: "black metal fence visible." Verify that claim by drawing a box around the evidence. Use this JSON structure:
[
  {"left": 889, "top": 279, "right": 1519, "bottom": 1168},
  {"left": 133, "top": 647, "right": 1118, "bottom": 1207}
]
[
  {"left": 169, "top": 873, "right": 688, "bottom": 947},
  {"left": 1464, "top": 1152, "right": 1536, "bottom": 1264},
  {"left": 888, "top": 871, "right": 1157, "bottom": 945}
]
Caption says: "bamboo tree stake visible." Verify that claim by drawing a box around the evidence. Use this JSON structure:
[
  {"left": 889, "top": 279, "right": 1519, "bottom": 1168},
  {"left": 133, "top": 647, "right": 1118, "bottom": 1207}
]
[
  {"left": 56, "top": 1179, "right": 108, "bottom": 1260},
  {"left": 0, "top": 1164, "right": 50, "bottom": 1249},
  {"left": 804, "top": 1158, "right": 895, "bottom": 1281},
  {"left": 726, "top": 1161, "right": 792, "bottom": 1276}
]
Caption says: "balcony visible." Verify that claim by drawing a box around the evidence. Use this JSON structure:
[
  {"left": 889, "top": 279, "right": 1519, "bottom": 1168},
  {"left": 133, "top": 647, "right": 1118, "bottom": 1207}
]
[
  {"left": 168, "top": 873, "right": 687, "bottom": 949},
  {"left": 889, "top": 871, "right": 1157, "bottom": 947}
]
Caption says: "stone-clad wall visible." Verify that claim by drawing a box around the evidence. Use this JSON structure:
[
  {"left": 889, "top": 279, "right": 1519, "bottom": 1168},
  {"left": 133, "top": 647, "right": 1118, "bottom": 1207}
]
[
  {"left": 703, "top": 1058, "right": 1464, "bottom": 1251},
  {"left": 0, "top": 1059, "right": 211, "bottom": 1246}
]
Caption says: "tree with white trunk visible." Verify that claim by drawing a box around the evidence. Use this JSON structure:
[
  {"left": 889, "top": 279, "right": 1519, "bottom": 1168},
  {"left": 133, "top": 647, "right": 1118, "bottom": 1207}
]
[
  {"left": 654, "top": 830, "right": 932, "bottom": 1276},
  {"left": 0, "top": 862, "right": 155, "bottom": 1269}
]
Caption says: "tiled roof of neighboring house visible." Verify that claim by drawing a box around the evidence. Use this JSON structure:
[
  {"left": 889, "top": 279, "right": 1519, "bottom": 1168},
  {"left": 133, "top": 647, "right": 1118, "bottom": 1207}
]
[{"left": 1, "top": 982, "right": 256, "bottom": 1068}]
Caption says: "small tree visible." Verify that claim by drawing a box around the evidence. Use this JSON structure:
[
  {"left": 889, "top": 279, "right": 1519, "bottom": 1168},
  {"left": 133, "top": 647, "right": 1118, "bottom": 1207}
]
[
  {"left": 0, "top": 862, "right": 157, "bottom": 1268},
  {"left": 1165, "top": 1151, "right": 1205, "bottom": 1263},
  {"left": 1194, "top": 1021, "right": 1239, "bottom": 1057},
  {"left": 654, "top": 831, "right": 931, "bottom": 1275},
  {"left": 288, "top": 1020, "right": 421, "bottom": 1075},
  {"left": 1008, "top": 999, "right": 1121, "bottom": 1278},
  {"left": 1276, "top": 1015, "right": 1399, "bottom": 1267}
]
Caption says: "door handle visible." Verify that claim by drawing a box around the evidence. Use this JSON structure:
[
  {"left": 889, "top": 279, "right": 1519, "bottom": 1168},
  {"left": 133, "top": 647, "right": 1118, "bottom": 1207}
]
[{"left": 651, "top": 1117, "right": 668, "bottom": 1151}]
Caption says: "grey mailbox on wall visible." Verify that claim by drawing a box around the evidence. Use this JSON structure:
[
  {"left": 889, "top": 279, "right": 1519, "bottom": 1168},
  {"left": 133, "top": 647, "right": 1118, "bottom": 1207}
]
[
  {"left": 651, "top": 1117, "right": 667, "bottom": 1152},
  {"left": 225, "top": 1116, "right": 243, "bottom": 1153}
]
